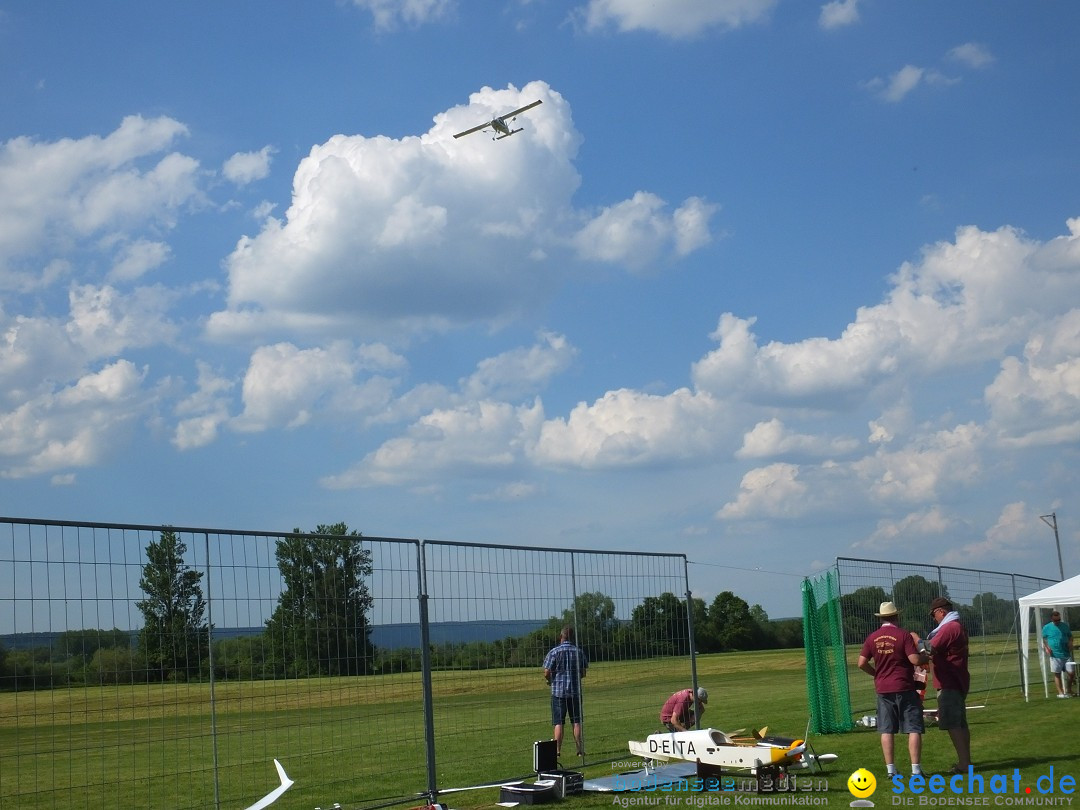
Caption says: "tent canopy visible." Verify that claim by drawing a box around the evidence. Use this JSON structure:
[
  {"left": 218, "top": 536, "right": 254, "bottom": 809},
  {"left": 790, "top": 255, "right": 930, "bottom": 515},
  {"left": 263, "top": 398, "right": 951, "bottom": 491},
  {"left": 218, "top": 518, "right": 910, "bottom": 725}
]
[{"left": 1018, "top": 573, "right": 1080, "bottom": 700}]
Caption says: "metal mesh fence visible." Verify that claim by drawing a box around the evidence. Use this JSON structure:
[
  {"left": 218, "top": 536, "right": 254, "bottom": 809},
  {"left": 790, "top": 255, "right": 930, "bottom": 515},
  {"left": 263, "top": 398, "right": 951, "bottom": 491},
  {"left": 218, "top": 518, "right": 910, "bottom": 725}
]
[
  {"left": 0, "top": 517, "right": 692, "bottom": 810},
  {"left": 834, "top": 557, "right": 1058, "bottom": 715}
]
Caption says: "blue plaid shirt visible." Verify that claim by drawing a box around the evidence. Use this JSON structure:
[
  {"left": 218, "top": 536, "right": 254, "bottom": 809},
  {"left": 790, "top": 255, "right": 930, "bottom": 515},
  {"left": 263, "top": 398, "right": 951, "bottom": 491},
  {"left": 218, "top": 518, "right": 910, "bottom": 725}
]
[{"left": 543, "top": 641, "right": 588, "bottom": 697}]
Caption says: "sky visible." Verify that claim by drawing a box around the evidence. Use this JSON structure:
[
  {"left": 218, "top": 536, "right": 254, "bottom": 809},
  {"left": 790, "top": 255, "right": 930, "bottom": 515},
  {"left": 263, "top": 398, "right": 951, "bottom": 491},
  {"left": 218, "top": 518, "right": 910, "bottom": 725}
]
[{"left": 1, "top": 0, "right": 1079, "bottom": 618}]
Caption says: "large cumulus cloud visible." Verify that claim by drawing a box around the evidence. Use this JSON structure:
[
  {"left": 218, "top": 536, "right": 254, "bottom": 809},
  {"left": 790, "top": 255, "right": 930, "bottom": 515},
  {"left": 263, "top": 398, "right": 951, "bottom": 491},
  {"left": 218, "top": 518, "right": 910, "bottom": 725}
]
[{"left": 209, "top": 81, "right": 715, "bottom": 341}]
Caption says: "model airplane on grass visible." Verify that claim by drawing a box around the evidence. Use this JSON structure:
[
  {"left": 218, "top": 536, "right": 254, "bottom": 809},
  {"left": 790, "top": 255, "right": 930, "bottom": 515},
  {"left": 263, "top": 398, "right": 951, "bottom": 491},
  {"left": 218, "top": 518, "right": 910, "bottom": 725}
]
[
  {"left": 453, "top": 100, "right": 542, "bottom": 140},
  {"left": 628, "top": 727, "right": 837, "bottom": 776}
]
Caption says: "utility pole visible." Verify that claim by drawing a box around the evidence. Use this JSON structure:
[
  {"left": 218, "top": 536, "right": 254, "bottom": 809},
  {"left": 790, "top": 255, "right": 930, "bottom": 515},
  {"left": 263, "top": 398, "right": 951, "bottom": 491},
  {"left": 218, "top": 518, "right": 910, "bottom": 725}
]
[{"left": 1040, "top": 512, "right": 1065, "bottom": 581}]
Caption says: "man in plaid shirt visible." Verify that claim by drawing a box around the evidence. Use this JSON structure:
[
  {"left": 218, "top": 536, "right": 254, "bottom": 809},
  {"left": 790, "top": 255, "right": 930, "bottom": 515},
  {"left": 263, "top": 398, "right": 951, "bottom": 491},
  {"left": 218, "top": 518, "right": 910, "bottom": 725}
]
[{"left": 543, "top": 625, "right": 588, "bottom": 759}]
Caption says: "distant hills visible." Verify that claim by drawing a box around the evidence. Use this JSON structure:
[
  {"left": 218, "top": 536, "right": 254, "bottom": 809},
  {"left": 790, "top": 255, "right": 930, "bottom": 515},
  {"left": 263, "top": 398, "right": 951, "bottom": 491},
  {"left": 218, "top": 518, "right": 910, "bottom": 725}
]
[{"left": 1, "top": 619, "right": 550, "bottom": 652}]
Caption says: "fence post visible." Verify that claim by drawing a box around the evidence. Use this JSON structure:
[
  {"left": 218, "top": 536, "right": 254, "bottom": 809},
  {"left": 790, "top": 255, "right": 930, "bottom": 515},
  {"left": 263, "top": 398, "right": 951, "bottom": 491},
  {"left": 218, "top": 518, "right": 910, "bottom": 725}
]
[
  {"left": 683, "top": 557, "right": 701, "bottom": 727},
  {"left": 418, "top": 541, "right": 438, "bottom": 803},
  {"left": 203, "top": 531, "right": 221, "bottom": 810}
]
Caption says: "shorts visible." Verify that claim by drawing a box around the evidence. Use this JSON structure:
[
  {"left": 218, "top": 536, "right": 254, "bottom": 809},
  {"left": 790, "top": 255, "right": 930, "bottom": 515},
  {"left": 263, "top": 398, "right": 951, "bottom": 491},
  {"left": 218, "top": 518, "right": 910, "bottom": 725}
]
[
  {"left": 935, "top": 689, "right": 967, "bottom": 731},
  {"left": 876, "top": 691, "right": 924, "bottom": 734},
  {"left": 551, "top": 694, "right": 583, "bottom": 725},
  {"left": 1049, "top": 657, "right": 1071, "bottom": 675}
]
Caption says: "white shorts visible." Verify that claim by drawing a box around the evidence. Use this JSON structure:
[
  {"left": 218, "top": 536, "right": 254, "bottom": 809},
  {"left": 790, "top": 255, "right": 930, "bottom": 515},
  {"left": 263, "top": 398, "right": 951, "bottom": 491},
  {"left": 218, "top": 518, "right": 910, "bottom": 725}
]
[{"left": 1049, "top": 657, "right": 1072, "bottom": 674}]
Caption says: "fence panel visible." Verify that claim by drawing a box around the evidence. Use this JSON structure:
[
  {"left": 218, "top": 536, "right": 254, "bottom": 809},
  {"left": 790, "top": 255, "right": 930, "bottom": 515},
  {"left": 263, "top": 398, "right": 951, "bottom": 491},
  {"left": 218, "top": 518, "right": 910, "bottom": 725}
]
[
  {"left": 418, "top": 542, "right": 691, "bottom": 796},
  {"left": 0, "top": 517, "right": 693, "bottom": 809},
  {"left": 834, "top": 557, "right": 1057, "bottom": 715},
  {"left": 0, "top": 519, "right": 428, "bottom": 810}
]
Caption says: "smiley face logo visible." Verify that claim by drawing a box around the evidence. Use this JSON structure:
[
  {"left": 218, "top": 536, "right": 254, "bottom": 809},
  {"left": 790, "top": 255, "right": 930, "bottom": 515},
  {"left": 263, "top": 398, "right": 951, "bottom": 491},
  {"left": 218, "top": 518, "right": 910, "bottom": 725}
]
[{"left": 847, "top": 768, "right": 877, "bottom": 798}]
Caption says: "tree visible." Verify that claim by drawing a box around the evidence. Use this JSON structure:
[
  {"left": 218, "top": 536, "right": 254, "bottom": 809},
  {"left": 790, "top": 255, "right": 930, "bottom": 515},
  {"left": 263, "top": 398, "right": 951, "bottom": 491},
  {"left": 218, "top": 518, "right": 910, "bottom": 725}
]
[
  {"left": 970, "top": 592, "right": 1015, "bottom": 636},
  {"left": 557, "top": 591, "right": 618, "bottom": 661},
  {"left": 53, "top": 628, "right": 131, "bottom": 664},
  {"left": 265, "top": 523, "right": 375, "bottom": 677},
  {"left": 137, "top": 530, "right": 207, "bottom": 681},
  {"left": 708, "top": 591, "right": 757, "bottom": 651},
  {"left": 891, "top": 575, "right": 945, "bottom": 616},
  {"left": 630, "top": 592, "right": 690, "bottom": 656},
  {"left": 839, "top": 585, "right": 888, "bottom": 643},
  {"left": 690, "top": 597, "right": 717, "bottom": 652}
]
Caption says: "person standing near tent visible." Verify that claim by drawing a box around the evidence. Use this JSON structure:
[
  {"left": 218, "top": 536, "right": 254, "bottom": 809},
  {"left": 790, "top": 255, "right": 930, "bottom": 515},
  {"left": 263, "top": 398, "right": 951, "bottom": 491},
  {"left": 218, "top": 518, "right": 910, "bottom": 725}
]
[
  {"left": 926, "top": 596, "right": 972, "bottom": 774},
  {"left": 857, "top": 601, "right": 927, "bottom": 778},
  {"left": 1041, "top": 610, "right": 1075, "bottom": 698},
  {"left": 543, "top": 625, "right": 588, "bottom": 759}
]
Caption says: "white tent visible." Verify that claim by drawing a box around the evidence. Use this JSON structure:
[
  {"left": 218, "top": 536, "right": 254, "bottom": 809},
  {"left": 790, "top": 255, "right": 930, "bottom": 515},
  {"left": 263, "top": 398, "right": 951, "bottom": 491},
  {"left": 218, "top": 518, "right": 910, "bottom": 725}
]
[{"left": 1018, "top": 574, "right": 1080, "bottom": 700}]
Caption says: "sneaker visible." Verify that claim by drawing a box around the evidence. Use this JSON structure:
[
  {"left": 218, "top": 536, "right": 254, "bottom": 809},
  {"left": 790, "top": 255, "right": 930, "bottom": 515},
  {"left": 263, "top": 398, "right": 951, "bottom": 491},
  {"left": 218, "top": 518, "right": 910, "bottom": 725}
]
[{"left": 1058, "top": 693, "right": 1070, "bottom": 699}]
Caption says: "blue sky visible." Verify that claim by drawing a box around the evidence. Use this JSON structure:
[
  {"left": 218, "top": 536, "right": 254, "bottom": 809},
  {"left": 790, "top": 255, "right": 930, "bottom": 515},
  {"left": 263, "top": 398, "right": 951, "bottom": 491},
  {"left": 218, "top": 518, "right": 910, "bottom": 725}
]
[{"left": 2, "top": 0, "right": 1079, "bottom": 617}]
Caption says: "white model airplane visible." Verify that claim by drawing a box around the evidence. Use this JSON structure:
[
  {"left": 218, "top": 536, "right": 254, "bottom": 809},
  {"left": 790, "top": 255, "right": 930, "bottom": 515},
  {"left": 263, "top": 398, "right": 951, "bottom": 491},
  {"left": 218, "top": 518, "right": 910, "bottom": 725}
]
[
  {"left": 242, "top": 759, "right": 294, "bottom": 810},
  {"left": 628, "top": 728, "right": 836, "bottom": 776},
  {"left": 453, "top": 100, "right": 542, "bottom": 140}
]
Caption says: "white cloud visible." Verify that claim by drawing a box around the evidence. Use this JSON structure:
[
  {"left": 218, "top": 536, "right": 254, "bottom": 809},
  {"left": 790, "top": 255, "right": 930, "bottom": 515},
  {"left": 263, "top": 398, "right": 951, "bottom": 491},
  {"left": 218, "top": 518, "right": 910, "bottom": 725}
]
[
  {"left": 693, "top": 223, "right": 1077, "bottom": 408},
  {"left": 575, "top": 192, "right": 718, "bottom": 272},
  {"left": 0, "top": 115, "right": 199, "bottom": 286},
  {"left": 579, "top": 0, "right": 777, "bottom": 38},
  {"left": 673, "top": 197, "right": 718, "bottom": 256},
  {"left": 108, "top": 239, "right": 171, "bottom": 283},
  {"left": 223, "top": 146, "right": 275, "bottom": 186},
  {"left": 461, "top": 331, "right": 577, "bottom": 401},
  {"left": 0, "top": 283, "right": 177, "bottom": 408},
  {"left": 716, "top": 463, "right": 809, "bottom": 519},
  {"left": 0, "top": 360, "right": 146, "bottom": 478},
  {"left": 852, "top": 422, "right": 985, "bottom": 503},
  {"left": 947, "top": 42, "right": 994, "bottom": 69},
  {"left": 862, "top": 64, "right": 959, "bottom": 102},
  {"left": 533, "top": 388, "right": 728, "bottom": 469},
  {"left": 856, "top": 506, "right": 954, "bottom": 550},
  {"left": 66, "top": 284, "right": 179, "bottom": 359},
  {"left": 985, "top": 308, "right": 1080, "bottom": 448},
  {"left": 469, "top": 480, "right": 541, "bottom": 502},
  {"left": 736, "top": 418, "right": 859, "bottom": 460},
  {"left": 819, "top": 0, "right": 860, "bottom": 30},
  {"left": 935, "top": 501, "right": 1032, "bottom": 566},
  {"left": 232, "top": 341, "right": 399, "bottom": 432},
  {"left": 349, "top": 0, "right": 454, "bottom": 30},
  {"left": 868, "top": 401, "right": 913, "bottom": 445},
  {"left": 323, "top": 399, "right": 545, "bottom": 487},
  {"left": 209, "top": 81, "right": 712, "bottom": 342},
  {"left": 172, "top": 362, "right": 235, "bottom": 450}
]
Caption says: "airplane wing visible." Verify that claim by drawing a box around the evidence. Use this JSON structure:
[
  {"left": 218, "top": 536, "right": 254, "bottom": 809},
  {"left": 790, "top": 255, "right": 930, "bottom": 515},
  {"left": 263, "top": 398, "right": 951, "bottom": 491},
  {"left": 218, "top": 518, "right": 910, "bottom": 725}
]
[
  {"left": 453, "top": 120, "right": 492, "bottom": 139},
  {"left": 502, "top": 99, "right": 543, "bottom": 119},
  {"left": 242, "top": 759, "right": 294, "bottom": 810}
]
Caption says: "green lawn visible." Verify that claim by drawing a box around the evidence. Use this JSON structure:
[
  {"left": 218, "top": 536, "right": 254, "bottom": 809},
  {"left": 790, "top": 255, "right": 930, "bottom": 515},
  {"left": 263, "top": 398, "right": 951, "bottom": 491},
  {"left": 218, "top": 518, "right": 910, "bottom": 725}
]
[{"left": 1, "top": 648, "right": 1076, "bottom": 809}]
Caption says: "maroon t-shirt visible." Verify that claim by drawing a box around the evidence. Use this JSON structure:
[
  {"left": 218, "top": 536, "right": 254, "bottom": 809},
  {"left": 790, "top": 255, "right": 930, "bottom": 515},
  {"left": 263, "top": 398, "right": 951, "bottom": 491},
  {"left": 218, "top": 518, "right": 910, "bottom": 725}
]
[
  {"left": 930, "top": 620, "right": 970, "bottom": 694},
  {"left": 660, "top": 689, "right": 695, "bottom": 725},
  {"left": 860, "top": 623, "right": 918, "bottom": 694}
]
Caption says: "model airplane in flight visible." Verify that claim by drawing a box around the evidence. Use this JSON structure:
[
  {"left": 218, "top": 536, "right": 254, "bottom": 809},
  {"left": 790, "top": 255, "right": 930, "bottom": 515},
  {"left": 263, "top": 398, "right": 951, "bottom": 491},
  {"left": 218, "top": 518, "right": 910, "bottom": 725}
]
[
  {"left": 628, "top": 727, "right": 836, "bottom": 776},
  {"left": 453, "top": 100, "right": 543, "bottom": 140}
]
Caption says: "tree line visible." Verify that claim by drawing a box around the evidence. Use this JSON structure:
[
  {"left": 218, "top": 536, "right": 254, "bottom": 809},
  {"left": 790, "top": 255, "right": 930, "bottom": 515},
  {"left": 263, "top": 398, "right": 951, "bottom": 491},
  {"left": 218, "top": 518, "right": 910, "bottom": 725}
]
[
  {"left": 838, "top": 574, "right": 1026, "bottom": 643},
  {"left": 0, "top": 525, "right": 803, "bottom": 690}
]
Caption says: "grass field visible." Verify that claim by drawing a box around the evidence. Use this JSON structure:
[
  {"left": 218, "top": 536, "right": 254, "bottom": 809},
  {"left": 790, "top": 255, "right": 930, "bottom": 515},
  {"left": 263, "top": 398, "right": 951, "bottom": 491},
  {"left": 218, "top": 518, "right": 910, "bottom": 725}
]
[{"left": 1, "top": 646, "right": 1077, "bottom": 809}]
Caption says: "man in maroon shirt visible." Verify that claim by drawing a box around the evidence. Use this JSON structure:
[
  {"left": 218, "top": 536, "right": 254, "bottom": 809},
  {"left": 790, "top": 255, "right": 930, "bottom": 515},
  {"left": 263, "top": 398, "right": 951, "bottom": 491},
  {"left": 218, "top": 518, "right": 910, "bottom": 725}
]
[
  {"left": 926, "top": 596, "right": 972, "bottom": 774},
  {"left": 858, "top": 601, "right": 928, "bottom": 777},
  {"left": 660, "top": 686, "right": 708, "bottom": 732}
]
